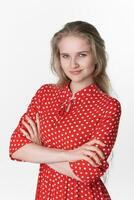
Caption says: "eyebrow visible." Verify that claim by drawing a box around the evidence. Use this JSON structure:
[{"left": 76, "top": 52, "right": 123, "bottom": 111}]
[{"left": 60, "top": 51, "right": 90, "bottom": 55}]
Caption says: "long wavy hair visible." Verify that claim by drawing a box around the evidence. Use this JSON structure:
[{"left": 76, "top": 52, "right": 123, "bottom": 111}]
[{"left": 50, "top": 20, "right": 111, "bottom": 95}]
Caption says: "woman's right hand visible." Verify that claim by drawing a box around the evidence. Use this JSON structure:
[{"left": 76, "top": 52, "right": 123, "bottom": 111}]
[
  {"left": 67, "top": 139, "right": 106, "bottom": 167},
  {"left": 20, "top": 113, "right": 42, "bottom": 145}
]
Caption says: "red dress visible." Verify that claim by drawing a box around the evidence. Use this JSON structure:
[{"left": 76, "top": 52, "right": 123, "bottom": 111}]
[{"left": 9, "top": 82, "right": 121, "bottom": 200}]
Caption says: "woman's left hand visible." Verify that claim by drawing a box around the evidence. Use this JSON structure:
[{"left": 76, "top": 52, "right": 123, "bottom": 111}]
[{"left": 20, "top": 113, "right": 42, "bottom": 145}]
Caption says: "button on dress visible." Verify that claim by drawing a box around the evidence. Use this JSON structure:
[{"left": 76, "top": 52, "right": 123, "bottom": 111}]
[{"left": 9, "top": 82, "right": 121, "bottom": 200}]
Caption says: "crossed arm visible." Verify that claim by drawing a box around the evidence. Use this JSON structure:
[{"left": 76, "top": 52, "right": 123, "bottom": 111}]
[
  {"left": 9, "top": 85, "right": 121, "bottom": 184},
  {"left": 10, "top": 114, "right": 105, "bottom": 183}
]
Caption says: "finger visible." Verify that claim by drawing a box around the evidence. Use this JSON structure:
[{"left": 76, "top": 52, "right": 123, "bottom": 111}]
[
  {"left": 89, "top": 152, "right": 101, "bottom": 165},
  {"left": 25, "top": 115, "right": 38, "bottom": 136},
  {"left": 36, "top": 113, "right": 41, "bottom": 143},
  {"left": 20, "top": 128, "right": 31, "bottom": 140},
  {"left": 83, "top": 155, "right": 99, "bottom": 167},
  {"left": 22, "top": 119, "right": 35, "bottom": 139},
  {"left": 83, "top": 150, "right": 101, "bottom": 165},
  {"left": 88, "top": 146, "right": 105, "bottom": 159},
  {"left": 36, "top": 113, "right": 40, "bottom": 134},
  {"left": 88, "top": 139, "right": 106, "bottom": 147},
  {"left": 83, "top": 144, "right": 105, "bottom": 159}
]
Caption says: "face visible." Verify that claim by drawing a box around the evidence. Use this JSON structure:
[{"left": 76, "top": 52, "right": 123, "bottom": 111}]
[{"left": 58, "top": 35, "right": 96, "bottom": 85}]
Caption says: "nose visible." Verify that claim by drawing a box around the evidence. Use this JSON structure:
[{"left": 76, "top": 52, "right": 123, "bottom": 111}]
[{"left": 70, "top": 57, "right": 79, "bottom": 69}]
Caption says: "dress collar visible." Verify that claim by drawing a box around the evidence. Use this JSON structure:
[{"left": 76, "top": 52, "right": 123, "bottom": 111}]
[
  {"left": 58, "top": 81, "right": 100, "bottom": 116},
  {"left": 63, "top": 81, "right": 99, "bottom": 99}
]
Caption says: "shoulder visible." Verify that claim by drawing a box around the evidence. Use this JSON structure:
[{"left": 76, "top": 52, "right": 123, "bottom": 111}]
[
  {"left": 96, "top": 88, "right": 121, "bottom": 115},
  {"left": 35, "top": 83, "right": 61, "bottom": 96},
  {"left": 106, "top": 96, "right": 121, "bottom": 116},
  {"left": 106, "top": 97, "right": 121, "bottom": 117}
]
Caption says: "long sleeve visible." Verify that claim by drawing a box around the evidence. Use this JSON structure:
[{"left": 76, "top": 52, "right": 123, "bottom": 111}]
[
  {"left": 9, "top": 84, "right": 46, "bottom": 161},
  {"left": 69, "top": 98, "right": 121, "bottom": 185}
]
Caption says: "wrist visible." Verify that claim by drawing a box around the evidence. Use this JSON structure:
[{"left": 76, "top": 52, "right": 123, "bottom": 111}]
[{"left": 62, "top": 149, "right": 74, "bottom": 162}]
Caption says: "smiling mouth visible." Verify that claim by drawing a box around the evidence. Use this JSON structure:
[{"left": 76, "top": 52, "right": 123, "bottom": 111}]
[{"left": 70, "top": 70, "right": 83, "bottom": 74}]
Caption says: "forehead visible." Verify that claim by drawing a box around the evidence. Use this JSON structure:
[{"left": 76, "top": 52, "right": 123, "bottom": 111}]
[{"left": 58, "top": 36, "right": 90, "bottom": 52}]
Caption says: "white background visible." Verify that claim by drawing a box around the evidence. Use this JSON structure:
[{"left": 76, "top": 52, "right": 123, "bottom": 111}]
[{"left": 0, "top": 0, "right": 134, "bottom": 199}]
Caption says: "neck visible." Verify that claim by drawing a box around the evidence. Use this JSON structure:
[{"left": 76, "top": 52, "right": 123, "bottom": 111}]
[{"left": 69, "top": 80, "right": 94, "bottom": 95}]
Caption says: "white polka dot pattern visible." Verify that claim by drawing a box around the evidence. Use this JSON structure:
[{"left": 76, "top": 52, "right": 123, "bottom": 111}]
[{"left": 9, "top": 82, "right": 121, "bottom": 199}]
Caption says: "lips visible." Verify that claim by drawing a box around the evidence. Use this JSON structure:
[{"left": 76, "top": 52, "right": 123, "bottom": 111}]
[
  {"left": 70, "top": 70, "right": 81, "bottom": 72},
  {"left": 70, "top": 70, "right": 82, "bottom": 73}
]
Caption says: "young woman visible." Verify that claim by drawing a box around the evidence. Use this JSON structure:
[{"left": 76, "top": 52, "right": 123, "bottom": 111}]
[{"left": 9, "top": 21, "right": 121, "bottom": 199}]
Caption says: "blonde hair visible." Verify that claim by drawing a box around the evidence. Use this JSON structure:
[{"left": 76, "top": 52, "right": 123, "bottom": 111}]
[{"left": 50, "top": 21, "right": 111, "bottom": 95}]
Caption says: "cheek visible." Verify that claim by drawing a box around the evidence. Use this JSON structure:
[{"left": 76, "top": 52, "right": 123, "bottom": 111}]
[
  {"left": 86, "top": 62, "right": 95, "bottom": 72},
  {"left": 60, "top": 60, "right": 68, "bottom": 72},
  {"left": 60, "top": 59, "right": 69, "bottom": 69}
]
